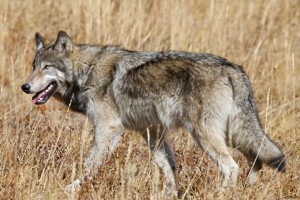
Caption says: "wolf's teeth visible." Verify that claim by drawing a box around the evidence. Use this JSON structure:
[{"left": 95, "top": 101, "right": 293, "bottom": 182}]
[{"left": 45, "top": 84, "right": 53, "bottom": 93}]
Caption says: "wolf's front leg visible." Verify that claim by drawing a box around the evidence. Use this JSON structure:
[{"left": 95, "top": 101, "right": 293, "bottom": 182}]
[
  {"left": 66, "top": 118, "right": 124, "bottom": 191},
  {"left": 84, "top": 122, "right": 124, "bottom": 177}
]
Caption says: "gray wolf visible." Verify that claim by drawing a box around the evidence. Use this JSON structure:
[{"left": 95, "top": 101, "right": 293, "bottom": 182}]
[{"left": 21, "top": 31, "right": 285, "bottom": 197}]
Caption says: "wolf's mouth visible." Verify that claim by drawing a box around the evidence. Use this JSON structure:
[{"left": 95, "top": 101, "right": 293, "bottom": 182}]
[{"left": 32, "top": 82, "right": 57, "bottom": 105}]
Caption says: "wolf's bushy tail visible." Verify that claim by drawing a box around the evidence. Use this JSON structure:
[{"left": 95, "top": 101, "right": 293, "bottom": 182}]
[
  {"left": 227, "top": 64, "right": 286, "bottom": 172},
  {"left": 230, "top": 113, "right": 286, "bottom": 172}
]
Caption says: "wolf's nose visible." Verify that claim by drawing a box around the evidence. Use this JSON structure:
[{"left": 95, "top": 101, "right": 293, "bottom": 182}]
[{"left": 21, "top": 83, "right": 31, "bottom": 93}]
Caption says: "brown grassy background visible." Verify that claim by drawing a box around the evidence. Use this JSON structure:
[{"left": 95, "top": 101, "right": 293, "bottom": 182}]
[{"left": 0, "top": 0, "right": 299, "bottom": 199}]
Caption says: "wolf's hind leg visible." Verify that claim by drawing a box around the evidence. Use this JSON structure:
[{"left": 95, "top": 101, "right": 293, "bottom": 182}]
[
  {"left": 142, "top": 128, "right": 178, "bottom": 197},
  {"left": 241, "top": 152, "right": 263, "bottom": 185},
  {"left": 190, "top": 127, "right": 239, "bottom": 188},
  {"left": 155, "top": 142, "right": 177, "bottom": 197}
]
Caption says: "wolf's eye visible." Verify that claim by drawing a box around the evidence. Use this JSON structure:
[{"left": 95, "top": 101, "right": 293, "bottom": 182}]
[{"left": 44, "top": 65, "right": 52, "bottom": 69}]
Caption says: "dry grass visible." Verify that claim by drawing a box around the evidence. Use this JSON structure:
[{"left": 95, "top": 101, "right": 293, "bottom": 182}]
[{"left": 0, "top": 0, "right": 299, "bottom": 199}]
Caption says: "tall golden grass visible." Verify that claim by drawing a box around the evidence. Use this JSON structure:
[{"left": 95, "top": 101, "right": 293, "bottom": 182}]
[{"left": 0, "top": 0, "right": 299, "bottom": 199}]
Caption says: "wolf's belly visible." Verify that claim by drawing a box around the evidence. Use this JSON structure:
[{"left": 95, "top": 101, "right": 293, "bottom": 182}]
[{"left": 118, "top": 99, "right": 183, "bottom": 132}]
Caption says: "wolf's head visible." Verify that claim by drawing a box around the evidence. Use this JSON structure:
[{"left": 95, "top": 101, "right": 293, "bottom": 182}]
[{"left": 22, "top": 31, "right": 73, "bottom": 105}]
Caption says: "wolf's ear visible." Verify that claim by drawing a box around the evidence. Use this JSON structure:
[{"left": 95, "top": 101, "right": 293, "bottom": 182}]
[
  {"left": 35, "top": 32, "right": 45, "bottom": 51},
  {"left": 54, "top": 31, "right": 73, "bottom": 53}
]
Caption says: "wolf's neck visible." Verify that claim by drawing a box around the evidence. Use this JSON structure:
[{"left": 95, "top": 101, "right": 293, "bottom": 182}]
[{"left": 67, "top": 44, "right": 125, "bottom": 95}]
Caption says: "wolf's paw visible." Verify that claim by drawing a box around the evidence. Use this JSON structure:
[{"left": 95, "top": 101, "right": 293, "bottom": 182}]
[
  {"left": 65, "top": 179, "right": 82, "bottom": 193},
  {"left": 164, "top": 188, "right": 179, "bottom": 199}
]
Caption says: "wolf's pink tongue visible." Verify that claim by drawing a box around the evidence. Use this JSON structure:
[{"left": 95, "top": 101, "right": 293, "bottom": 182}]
[
  {"left": 32, "top": 97, "right": 38, "bottom": 104},
  {"left": 32, "top": 92, "right": 45, "bottom": 104}
]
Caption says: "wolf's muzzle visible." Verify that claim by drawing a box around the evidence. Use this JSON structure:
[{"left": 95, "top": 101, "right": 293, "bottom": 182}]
[{"left": 21, "top": 83, "right": 31, "bottom": 93}]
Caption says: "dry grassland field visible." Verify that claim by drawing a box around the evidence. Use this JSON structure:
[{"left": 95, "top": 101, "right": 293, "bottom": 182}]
[{"left": 0, "top": 0, "right": 299, "bottom": 199}]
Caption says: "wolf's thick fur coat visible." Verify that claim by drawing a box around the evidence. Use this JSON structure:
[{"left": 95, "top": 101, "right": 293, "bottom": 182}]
[{"left": 22, "top": 31, "right": 285, "bottom": 197}]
